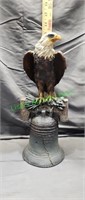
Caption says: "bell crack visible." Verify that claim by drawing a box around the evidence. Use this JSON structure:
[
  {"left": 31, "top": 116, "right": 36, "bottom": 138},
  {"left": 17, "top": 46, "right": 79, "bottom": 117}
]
[{"left": 42, "top": 139, "right": 54, "bottom": 166}]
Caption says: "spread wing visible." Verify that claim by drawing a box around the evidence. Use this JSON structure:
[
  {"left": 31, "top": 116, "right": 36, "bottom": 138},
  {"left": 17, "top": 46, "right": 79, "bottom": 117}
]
[
  {"left": 53, "top": 51, "right": 67, "bottom": 85},
  {"left": 23, "top": 51, "right": 35, "bottom": 82}
]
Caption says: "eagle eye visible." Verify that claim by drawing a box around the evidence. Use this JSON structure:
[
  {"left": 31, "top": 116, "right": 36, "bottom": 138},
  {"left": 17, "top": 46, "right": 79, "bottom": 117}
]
[{"left": 48, "top": 33, "right": 55, "bottom": 38}]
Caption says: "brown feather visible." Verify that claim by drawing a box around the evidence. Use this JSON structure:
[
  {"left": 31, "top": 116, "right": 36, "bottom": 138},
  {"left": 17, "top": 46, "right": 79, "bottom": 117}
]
[
  {"left": 53, "top": 51, "right": 67, "bottom": 85},
  {"left": 23, "top": 51, "right": 35, "bottom": 82}
]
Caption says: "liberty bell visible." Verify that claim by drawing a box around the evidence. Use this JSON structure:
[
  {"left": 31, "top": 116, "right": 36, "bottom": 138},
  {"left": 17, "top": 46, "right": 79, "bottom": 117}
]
[{"left": 23, "top": 108, "right": 65, "bottom": 168}]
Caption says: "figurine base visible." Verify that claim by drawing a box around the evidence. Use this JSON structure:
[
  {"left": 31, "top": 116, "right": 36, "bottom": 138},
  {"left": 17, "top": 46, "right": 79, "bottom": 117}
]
[{"left": 23, "top": 114, "right": 64, "bottom": 168}]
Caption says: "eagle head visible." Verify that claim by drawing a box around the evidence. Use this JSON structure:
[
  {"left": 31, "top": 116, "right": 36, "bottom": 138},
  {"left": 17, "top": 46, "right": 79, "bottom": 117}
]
[
  {"left": 40, "top": 32, "right": 61, "bottom": 43},
  {"left": 34, "top": 32, "right": 61, "bottom": 59}
]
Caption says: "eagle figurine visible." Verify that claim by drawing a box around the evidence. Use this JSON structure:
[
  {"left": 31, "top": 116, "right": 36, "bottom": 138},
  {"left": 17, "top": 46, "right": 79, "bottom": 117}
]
[{"left": 23, "top": 32, "right": 67, "bottom": 101}]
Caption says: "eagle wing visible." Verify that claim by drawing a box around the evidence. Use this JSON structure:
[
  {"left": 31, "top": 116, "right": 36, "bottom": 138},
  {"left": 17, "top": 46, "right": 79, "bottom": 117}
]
[
  {"left": 53, "top": 51, "right": 67, "bottom": 85},
  {"left": 23, "top": 51, "right": 35, "bottom": 82}
]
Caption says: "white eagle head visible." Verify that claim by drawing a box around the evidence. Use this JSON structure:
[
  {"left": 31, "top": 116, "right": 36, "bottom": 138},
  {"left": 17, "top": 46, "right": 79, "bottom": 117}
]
[{"left": 34, "top": 32, "right": 61, "bottom": 59}]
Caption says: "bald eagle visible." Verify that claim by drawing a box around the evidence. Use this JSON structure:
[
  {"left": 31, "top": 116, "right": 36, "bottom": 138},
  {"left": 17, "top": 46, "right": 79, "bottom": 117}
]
[{"left": 23, "top": 32, "right": 66, "bottom": 99}]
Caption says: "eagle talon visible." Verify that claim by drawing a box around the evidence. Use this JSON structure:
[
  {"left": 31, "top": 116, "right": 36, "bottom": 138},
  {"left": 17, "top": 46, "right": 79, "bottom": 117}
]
[
  {"left": 46, "top": 95, "right": 57, "bottom": 102},
  {"left": 35, "top": 97, "right": 45, "bottom": 105}
]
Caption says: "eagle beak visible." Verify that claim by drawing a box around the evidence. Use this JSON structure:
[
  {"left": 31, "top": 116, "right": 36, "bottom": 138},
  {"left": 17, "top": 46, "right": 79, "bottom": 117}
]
[
  {"left": 55, "top": 34, "right": 61, "bottom": 40},
  {"left": 50, "top": 34, "right": 61, "bottom": 43}
]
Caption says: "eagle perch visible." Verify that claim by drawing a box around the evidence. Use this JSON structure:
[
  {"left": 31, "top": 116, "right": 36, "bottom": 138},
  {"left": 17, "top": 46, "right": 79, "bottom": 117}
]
[{"left": 23, "top": 32, "right": 67, "bottom": 99}]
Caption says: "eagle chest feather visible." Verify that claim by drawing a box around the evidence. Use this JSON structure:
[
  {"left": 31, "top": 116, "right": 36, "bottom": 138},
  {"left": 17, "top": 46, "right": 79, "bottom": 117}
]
[{"left": 34, "top": 54, "right": 55, "bottom": 84}]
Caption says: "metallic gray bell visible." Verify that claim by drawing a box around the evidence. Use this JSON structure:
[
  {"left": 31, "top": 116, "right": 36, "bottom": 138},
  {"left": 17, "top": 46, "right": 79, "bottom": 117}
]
[{"left": 23, "top": 111, "right": 64, "bottom": 168}]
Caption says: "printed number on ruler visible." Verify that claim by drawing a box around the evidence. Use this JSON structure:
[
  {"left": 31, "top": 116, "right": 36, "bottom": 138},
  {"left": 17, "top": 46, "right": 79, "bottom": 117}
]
[{"left": 42, "top": 0, "right": 53, "bottom": 35}]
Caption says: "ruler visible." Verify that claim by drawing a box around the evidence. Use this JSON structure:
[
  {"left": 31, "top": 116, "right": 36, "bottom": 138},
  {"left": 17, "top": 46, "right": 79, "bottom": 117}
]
[{"left": 42, "top": 0, "right": 53, "bottom": 35}]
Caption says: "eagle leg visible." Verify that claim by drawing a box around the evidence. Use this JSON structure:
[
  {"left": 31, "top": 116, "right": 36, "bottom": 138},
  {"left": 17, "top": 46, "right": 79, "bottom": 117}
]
[
  {"left": 39, "top": 91, "right": 44, "bottom": 98},
  {"left": 38, "top": 81, "right": 44, "bottom": 99},
  {"left": 46, "top": 83, "right": 56, "bottom": 101},
  {"left": 48, "top": 91, "right": 56, "bottom": 97},
  {"left": 35, "top": 82, "right": 45, "bottom": 104}
]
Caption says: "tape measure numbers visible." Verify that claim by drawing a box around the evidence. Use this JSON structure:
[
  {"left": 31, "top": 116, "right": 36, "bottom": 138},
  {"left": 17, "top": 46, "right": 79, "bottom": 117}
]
[{"left": 42, "top": 0, "right": 53, "bottom": 35}]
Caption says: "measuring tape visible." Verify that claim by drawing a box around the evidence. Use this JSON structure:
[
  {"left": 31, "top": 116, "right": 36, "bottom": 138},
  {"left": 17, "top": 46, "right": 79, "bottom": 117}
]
[{"left": 42, "top": 0, "right": 53, "bottom": 35}]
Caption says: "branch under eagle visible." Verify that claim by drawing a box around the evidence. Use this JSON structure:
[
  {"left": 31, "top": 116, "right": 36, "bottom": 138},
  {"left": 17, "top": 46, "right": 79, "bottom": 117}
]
[{"left": 23, "top": 32, "right": 67, "bottom": 99}]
